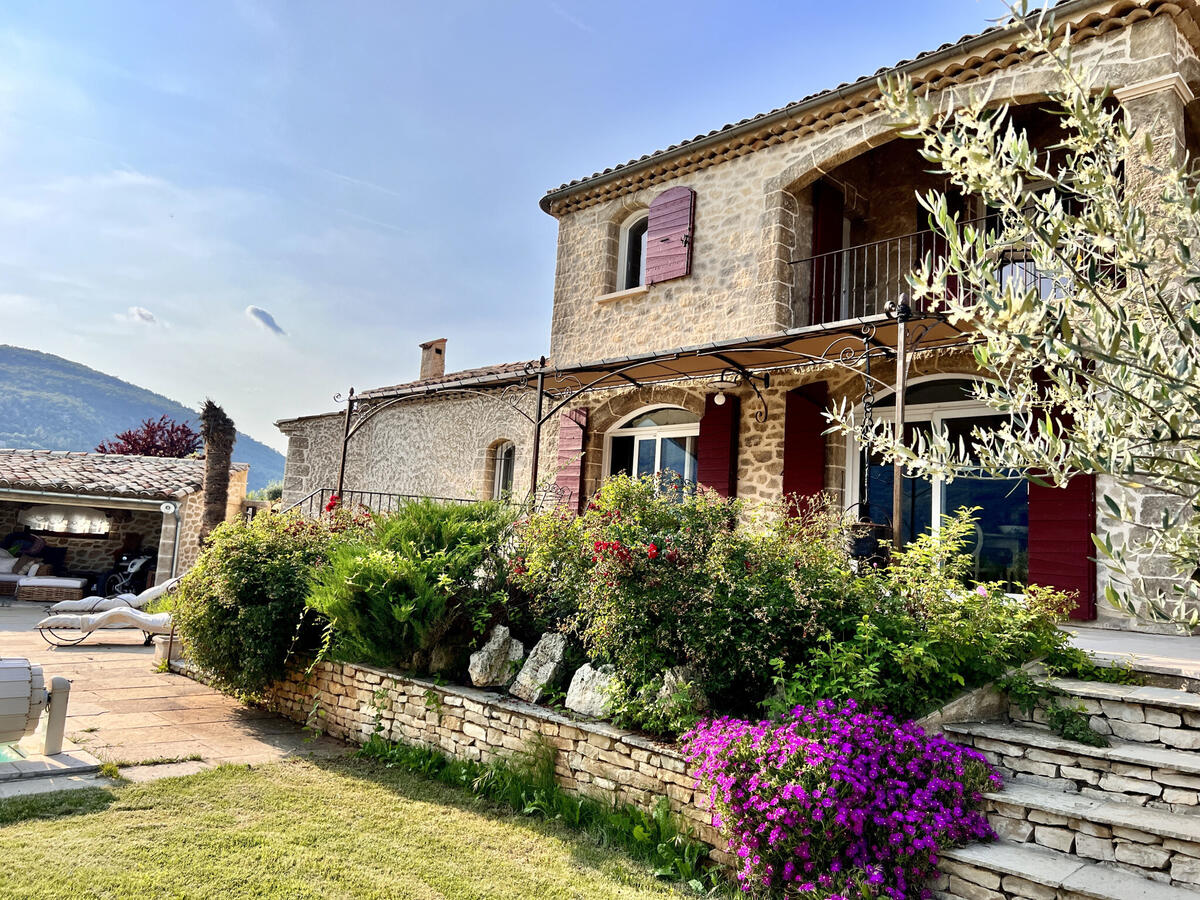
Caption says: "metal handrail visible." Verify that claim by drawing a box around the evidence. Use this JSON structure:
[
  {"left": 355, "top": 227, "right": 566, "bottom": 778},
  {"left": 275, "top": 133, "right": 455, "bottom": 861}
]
[
  {"left": 282, "top": 487, "right": 479, "bottom": 518},
  {"left": 789, "top": 216, "right": 1050, "bottom": 325}
]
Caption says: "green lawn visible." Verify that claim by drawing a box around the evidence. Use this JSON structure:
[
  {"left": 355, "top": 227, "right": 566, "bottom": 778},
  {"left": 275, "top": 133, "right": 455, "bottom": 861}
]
[{"left": 0, "top": 759, "right": 693, "bottom": 899}]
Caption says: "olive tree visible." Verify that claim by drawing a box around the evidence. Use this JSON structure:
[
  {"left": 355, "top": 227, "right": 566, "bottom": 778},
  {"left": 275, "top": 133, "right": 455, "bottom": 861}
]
[{"left": 828, "top": 5, "right": 1200, "bottom": 623}]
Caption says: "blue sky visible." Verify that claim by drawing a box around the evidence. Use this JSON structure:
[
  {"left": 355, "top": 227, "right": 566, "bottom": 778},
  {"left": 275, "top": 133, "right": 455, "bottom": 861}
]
[{"left": 0, "top": 1, "right": 1007, "bottom": 452}]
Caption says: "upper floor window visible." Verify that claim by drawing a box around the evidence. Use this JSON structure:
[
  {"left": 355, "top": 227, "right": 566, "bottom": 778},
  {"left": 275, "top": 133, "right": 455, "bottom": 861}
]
[
  {"left": 606, "top": 406, "right": 699, "bottom": 488},
  {"left": 618, "top": 212, "right": 649, "bottom": 290},
  {"left": 491, "top": 441, "right": 515, "bottom": 500}
]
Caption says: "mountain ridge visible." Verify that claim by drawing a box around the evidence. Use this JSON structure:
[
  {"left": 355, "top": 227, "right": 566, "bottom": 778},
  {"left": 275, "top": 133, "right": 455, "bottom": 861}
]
[{"left": 0, "top": 344, "right": 284, "bottom": 492}]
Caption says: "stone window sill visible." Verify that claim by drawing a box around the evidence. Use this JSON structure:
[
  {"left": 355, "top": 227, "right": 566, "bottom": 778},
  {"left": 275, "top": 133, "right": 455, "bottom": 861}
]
[{"left": 595, "top": 285, "right": 650, "bottom": 305}]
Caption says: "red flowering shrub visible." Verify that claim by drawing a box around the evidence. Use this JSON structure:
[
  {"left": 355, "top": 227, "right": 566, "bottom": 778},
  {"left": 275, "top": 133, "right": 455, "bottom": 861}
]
[
  {"left": 508, "top": 476, "right": 857, "bottom": 733},
  {"left": 684, "top": 701, "right": 999, "bottom": 898}
]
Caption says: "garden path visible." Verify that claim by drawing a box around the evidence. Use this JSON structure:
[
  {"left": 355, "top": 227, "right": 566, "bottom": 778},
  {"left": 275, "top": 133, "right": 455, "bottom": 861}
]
[{"left": 0, "top": 601, "right": 348, "bottom": 769}]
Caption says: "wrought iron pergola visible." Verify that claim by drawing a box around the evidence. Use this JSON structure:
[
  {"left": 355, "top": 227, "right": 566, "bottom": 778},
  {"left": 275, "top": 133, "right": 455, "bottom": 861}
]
[{"left": 333, "top": 302, "right": 971, "bottom": 548}]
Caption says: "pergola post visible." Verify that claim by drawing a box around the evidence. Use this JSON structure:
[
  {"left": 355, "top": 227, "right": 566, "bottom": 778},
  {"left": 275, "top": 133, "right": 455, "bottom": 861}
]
[
  {"left": 528, "top": 361, "right": 546, "bottom": 499},
  {"left": 891, "top": 299, "right": 911, "bottom": 551},
  {"left": 335, "top": 387, "right": 355, "bottom": 498}
]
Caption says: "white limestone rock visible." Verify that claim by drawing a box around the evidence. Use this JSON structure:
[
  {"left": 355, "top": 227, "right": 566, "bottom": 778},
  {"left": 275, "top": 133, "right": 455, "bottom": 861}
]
[
  {"left": 468, "top": 625, "right": 525, "bottom": 688},
  {"left": 510, "top": 632, "right": 568, "bottom": 703},
  {"left": 565, "top": 663, "right": 617, "bottom": 718}
]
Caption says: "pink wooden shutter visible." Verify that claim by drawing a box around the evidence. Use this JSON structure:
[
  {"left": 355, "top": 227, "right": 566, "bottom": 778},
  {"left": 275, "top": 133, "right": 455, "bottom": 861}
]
[
  {"left": 554, "top": 408, "right": 588, "bottom": 513},
  {"left": 644, "top": 186, "right": 696, "bottom": 285},
  {"left": 697, "top": 394, "right": 739, "bottom": 497},
  {"left": 1028, "top": 475, "right": 1097, "bottom": 621},
  {"left": 782, "top": 382, "right": 828, "bottom": 502}
]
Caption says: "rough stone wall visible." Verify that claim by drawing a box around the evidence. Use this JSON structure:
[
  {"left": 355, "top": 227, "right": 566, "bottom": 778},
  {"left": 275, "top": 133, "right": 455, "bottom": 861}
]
[
  {"left": 172, "top": 495, "right": 204, "bottom": 577},
  {"left": 266, "top": 658, "right": 724, "bottom": 856},
  {"left": 278, "top": 392, "right": 548, "bottom": 509},
  {"left": 224, "top": 468, "right": 248, "bottom": 522},
  {"left": 0, "top": 504, "right": 17, "bottom": 540},
  {"left": 546, "top": 21, "right": 1155, "bottom": 367},
  {"left": 1094, "top": 478, "right": 1196, "bottom": 631}
]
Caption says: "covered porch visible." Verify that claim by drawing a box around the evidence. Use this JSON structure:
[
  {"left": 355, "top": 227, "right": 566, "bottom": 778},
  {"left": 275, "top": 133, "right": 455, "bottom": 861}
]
[{"left": 324, "top": 309, "right": 1099, "bottom": 623}]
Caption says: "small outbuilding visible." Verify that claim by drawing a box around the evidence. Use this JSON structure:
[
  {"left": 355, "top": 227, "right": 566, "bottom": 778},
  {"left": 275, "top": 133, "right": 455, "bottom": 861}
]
[{"left": 0, "top": 450, "right": 248, "bottom": 600}]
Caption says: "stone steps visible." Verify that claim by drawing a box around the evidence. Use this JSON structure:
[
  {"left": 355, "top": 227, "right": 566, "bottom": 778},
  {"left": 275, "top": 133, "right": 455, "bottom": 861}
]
[
  {"left": 944, "top": 721, "right": 1200, "bottom": 811},
  {"left": 937, "top": 841, "right": 1200, "bottom": 900},
  {"left": 983, "top": 782, "right": 1200, "bottom": 886},
  {"left": 1010, "top": 679, "right": 1200, "bottom": 750}
]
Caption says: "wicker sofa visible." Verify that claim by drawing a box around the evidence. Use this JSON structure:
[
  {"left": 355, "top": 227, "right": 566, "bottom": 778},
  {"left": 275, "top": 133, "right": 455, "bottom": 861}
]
[{"left": 14, "top": 576, "right": 88, "bottom": 604}]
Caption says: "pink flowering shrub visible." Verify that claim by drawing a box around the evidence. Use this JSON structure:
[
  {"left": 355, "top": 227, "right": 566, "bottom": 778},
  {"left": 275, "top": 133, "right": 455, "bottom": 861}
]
[{"left": 683, "top": 701, "right": 999, "bottom": 898}]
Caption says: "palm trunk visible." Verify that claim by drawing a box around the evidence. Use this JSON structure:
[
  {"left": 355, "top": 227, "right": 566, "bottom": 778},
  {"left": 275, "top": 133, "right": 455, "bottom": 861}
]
[{"left": 199, "top": 400, "right": 236, "bottom": 544}]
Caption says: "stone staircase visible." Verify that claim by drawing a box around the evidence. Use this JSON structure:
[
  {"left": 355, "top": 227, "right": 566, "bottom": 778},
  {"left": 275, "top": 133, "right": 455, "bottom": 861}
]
[{"left": 936, "top": 674, "right": 1200, "bottom": 899}]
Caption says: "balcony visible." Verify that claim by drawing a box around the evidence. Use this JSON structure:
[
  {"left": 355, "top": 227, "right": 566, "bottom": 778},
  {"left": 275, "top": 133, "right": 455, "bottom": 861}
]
[{"left": 790, "top": 224, "right": 1056, "bottom": 327}]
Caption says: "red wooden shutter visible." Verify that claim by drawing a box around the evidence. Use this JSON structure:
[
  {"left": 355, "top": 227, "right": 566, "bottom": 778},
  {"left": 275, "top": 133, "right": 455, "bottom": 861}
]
[
  {"left": 697, "top": 394, "right": 739, "bottom": 498},
  {"left": 782, "top": 382, "right": 828, "bottom": 501},
  {"left": 554, "top": 408, "right": 588, "bottom": 513},
  {"left": 1026, "top": 368, "right": 1096, "bottom": 620},
  {"left": 915, "top": 192, "right": 964, "bottom": 314},
  {"left": 644, "top": 186, "right": 696, "bottom": 285},
  {"left": 810, "top": 181, "right": 844, "bottom": 325},
  {"left": 1028, "top": 475, "right": 1097, "bottom": 621}
]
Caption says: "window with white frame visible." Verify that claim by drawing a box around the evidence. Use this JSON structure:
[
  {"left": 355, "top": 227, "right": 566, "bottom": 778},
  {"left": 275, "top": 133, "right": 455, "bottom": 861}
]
[
  {"left": 605, "top": 407, "right": 699, "bottom": 487},
  {"left": 846, "top": 377, "right": 1028, "bottom": 587},
  {"left": 491, "top": 441, "right": 515, "bottom": 500},
  {"left": 616, "top": 211, "right": 649, "bottom": 291}
]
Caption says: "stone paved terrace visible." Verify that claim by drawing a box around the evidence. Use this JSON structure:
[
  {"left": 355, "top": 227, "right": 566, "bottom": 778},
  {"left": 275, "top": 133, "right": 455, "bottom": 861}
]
[
  {"left": 0, "top": 601, "right": 347, "bottom": 768},
  {"left": 1068, "top": 625, "right": 1200, "bottom": 682}
]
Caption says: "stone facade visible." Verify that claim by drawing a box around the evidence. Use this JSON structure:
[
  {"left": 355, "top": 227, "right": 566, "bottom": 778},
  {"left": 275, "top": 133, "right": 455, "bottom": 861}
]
[
  {"left": 265, "top": 657, "right": 724, "bottom": 856},
  {"left": 278, "top": 392, "right": 548, "bottom": 509},
  {"left": 545, "top": 15, "right": 1197, "bottom": 367},
  {"left": 277, "top": 9, "right": 1200, "bottom": 625}
]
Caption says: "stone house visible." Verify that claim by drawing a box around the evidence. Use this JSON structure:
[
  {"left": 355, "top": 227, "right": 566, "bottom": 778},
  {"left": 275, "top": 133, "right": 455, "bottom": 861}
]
[
  {"left": 0, "top": 449, "right": 249, "bottom": 589},
  {"left": 277, "top": 0, "right": 1200, "bottom": 629}
]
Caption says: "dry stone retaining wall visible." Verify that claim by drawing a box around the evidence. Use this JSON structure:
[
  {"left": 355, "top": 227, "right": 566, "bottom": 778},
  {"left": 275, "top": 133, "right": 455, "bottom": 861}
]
[{"left": 267, "top": 658, "right": 725, "bottom": 854}]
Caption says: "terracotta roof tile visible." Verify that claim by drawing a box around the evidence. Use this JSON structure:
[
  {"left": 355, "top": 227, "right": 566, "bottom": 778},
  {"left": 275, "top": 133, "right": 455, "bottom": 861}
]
[
  {"left": 0, "top": 450, "right": 248, "bottom": 500},
  {"left": 357, "top": 359, "right": 542, "bottom": 399}
]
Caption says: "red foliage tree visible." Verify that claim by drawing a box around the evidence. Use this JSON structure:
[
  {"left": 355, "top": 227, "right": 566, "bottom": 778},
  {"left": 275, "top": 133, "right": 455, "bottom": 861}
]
[{"left": 95, "top": 415, "right": 202, "bottom": 458}]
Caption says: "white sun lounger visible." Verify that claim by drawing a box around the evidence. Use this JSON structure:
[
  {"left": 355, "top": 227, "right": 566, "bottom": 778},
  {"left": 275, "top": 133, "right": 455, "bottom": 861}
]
[
  {"left": 48, "top": 576, "right": 181, "bottom": 614},
  {"left": 36, "top": 608, "right": 174, "bottom": 647}
]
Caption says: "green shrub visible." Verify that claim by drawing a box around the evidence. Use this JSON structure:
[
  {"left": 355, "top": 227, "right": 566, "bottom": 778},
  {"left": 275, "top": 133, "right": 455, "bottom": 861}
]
[
  {"left": 509, "top": 477, "right": 861, "bottom": 732},
  {"left": 764, "top": 510, "right": 1074, "bottom": 720},
  {"left": 513, "top": 479, "right": 1073, "bottom": 734},
  {"left": 173, "top": 511, "right": 363, "bottom": 695},
  {"left": 307, "top": 500, "right": 514, "bottom": 670}
]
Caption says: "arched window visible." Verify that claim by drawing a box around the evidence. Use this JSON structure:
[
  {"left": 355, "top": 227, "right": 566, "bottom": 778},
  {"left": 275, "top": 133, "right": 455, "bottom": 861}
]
[
  {"left": 617, "top": 212, "right": 649, "bottom": 291},
  {"left": 491, "top": 441, "right": 515, "bottom": 500},
  {"left": 605, "top": 407, "right": 700, "bottom": 487},
  {"left": 846, "top": 376, "right": 1028, "bottom": 587}
]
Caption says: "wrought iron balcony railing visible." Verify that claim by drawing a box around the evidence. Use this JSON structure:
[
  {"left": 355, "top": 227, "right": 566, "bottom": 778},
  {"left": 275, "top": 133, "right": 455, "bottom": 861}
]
[{"left": 790, "top": 215, "right": 1064, "bottom": 326}]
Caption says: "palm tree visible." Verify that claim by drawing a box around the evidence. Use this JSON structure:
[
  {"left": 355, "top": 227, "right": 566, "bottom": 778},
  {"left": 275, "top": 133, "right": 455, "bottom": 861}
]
[{"left": 199, "top": 400, "right": 236, "bottom": 543}]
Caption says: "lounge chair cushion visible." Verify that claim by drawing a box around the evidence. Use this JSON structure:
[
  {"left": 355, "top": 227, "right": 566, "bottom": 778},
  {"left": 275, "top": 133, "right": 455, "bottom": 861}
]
[
  {"left": 37, "top": 609, "right": 174, "bottom": 634},
  {"left": 50, "top": 593, "right": 138, "bottom": 613},
  {"left": 17, "top": 576, "right": 87, "bottom": 589}
]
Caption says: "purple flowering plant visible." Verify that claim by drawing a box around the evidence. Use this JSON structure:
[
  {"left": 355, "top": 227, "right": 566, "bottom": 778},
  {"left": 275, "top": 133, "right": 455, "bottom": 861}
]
[{"left": 682, "top": 700, "right": 1000, "bottom": 898}]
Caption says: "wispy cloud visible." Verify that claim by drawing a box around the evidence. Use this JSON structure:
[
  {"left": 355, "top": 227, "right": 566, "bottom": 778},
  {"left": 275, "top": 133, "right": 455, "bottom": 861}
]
[
  {"left": 246, "top": 305, "right": 285, "bottom": 336},
  {"left": 124, "top": 305, "right": 159, "bottom": 325},
  {"left": 547, "top": 2, "right": 594, "bottom": 34}
]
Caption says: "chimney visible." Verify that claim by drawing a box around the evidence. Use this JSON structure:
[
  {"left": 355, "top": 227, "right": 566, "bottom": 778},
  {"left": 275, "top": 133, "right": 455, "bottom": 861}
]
[{"left": 419, "top": 338, "right": 447, "bottom": 380}]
